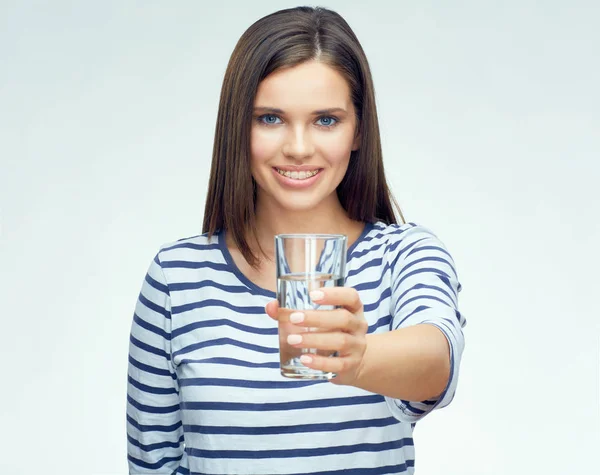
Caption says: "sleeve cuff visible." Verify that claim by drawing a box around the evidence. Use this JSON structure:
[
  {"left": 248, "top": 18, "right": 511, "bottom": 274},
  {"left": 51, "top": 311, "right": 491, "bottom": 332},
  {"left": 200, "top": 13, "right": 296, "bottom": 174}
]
[{"left": 385, "top": 321, "right": 460, "bottom": 423}]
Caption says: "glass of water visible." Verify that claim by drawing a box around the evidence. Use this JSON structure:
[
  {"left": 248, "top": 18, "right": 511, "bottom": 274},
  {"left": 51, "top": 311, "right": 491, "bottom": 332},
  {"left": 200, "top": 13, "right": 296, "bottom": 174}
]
[{"left": 275, "top": 234, "right": 347, "bottom": 380}]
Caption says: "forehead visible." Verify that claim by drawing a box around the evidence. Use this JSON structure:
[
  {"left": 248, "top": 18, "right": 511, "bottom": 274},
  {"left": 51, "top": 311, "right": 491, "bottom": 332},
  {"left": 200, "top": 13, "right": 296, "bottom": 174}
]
[{"left": 254, "top": 61, "right": 352, "bottom": 110}]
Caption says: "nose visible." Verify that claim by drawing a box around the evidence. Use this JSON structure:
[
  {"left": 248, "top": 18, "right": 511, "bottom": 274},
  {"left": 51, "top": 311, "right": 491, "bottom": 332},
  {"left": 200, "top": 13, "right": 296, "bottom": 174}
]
[{"left": 281, "top": 126, "right": 315, "bottom": 160}]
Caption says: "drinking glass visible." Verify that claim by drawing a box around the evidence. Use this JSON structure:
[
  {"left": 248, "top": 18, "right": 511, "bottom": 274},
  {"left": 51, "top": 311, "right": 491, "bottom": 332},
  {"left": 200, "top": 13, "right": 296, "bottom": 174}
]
[{"left": 275, "top": 234, "right": 347, "bottom": 380}]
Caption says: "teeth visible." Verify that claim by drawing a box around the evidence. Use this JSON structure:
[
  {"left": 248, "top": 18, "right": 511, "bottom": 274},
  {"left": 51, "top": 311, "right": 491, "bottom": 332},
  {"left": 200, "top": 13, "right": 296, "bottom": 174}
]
[{"left": 277, "top": 168, "right": 319, "bottom": 180}]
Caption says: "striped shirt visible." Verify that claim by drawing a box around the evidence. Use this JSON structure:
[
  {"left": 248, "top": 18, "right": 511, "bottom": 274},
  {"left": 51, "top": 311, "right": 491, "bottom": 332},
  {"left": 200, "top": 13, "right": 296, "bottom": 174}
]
[{"left": 126, "top": 221, "right": 466, "bottom": 475}]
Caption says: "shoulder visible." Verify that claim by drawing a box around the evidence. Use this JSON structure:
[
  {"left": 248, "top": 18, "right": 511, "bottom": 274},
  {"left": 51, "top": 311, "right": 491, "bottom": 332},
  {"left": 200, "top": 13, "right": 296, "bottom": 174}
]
[
  {"left": 367, "top": 221, "right": 444, "bottom": 249},
  {"left": 357, "top": 221, "right": 453, "bottom": 266},
  {"left": 153, "top": 232, "right": 223, "bottom": 266}
]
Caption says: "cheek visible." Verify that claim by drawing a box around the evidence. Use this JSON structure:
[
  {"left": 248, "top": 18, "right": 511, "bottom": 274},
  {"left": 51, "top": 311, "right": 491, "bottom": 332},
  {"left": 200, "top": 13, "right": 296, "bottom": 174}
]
[
  {"left": 319, "top": 132, "right": 355, "bottom": 166},
  {"left": 251, "top": 129, "right": 279, "bottom": 165}
]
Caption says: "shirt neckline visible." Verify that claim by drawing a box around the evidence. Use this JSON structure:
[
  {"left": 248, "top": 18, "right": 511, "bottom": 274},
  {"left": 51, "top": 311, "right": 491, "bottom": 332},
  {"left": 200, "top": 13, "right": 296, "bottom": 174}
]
[{"left": 217, "top": 222, "right": 376, "bottom": 299}]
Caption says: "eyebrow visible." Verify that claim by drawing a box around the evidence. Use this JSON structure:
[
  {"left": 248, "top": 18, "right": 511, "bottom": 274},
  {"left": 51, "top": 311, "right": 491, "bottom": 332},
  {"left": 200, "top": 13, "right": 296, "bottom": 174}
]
[{"left": 253, "top": 106, "right": 348, "bottom": 115}]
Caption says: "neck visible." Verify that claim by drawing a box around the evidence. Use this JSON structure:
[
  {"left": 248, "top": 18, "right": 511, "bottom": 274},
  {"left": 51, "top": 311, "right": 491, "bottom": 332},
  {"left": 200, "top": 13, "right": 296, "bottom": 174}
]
[{"left": 250, "top": 192, "right": 362, "bottom": 259}]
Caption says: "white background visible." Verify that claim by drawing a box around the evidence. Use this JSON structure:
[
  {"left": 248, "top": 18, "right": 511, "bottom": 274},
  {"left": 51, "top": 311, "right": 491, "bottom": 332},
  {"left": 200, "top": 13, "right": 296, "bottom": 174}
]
[{"left": 1, "top": 1, "right": 599, "bottom": 474}]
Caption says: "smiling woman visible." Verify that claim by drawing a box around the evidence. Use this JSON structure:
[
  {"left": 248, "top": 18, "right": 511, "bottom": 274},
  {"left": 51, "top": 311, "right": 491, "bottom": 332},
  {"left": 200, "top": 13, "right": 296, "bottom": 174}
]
[
  {"left": 126, "top": 5, "right": 466, "bottom": 475},
  {"left": 201, "top": 7, "right": 401, "bottom": 269}
]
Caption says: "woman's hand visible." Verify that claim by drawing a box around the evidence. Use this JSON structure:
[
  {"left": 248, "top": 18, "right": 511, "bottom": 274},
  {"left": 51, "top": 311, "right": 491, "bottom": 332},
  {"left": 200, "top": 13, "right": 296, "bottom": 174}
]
[{"left": 265, "top": 287, "right": 368, "bottom": 386}]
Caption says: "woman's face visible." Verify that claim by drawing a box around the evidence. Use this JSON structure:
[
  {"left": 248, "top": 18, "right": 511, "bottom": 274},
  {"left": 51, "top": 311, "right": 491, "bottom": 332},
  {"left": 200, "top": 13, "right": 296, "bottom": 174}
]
[{"left": 250, "top": 60, "right": 360, "bottom": 214}]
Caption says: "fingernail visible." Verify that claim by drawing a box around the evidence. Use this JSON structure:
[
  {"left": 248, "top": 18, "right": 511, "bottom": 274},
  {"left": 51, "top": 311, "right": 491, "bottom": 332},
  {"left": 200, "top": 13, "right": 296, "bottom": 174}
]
[
  {"left": 289, "top": 312, "right": 305, "bottom": 323},
  {"left": 287, "top": 334, "right": 302, "bottom": 345},
  {"left": 300, "top": 355, "right": 313, "bottom": 364},
  {"left": 310, "top": 290, "right": 325, "bottom": 301}
]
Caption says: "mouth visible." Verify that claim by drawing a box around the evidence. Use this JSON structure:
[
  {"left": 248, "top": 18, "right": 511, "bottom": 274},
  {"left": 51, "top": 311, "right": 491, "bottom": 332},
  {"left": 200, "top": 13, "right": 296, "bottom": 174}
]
[
  {"left": 271, "top": 167, "right": 323, "bottom": 189},
  {"left": 273, "top": 167, "right": 322, "bottom": 180}
]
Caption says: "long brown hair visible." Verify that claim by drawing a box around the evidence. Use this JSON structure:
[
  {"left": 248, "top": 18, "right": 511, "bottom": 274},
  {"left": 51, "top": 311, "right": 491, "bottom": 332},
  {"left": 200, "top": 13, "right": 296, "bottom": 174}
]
[{"left": 203, "top": 6, "right": 404, "bottom": 268}]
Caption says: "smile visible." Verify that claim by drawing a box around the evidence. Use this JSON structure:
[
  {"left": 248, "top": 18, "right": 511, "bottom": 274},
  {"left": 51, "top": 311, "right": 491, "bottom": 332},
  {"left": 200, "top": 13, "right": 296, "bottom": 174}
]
[{"left": 275, "top": 168, "right": 321, "bottom": 180}]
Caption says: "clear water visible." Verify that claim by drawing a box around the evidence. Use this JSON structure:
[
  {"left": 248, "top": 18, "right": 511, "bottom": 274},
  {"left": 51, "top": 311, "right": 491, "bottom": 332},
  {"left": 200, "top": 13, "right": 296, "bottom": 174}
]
[{"left": 277, "top": 272, "right": 344, "bottom": 379}]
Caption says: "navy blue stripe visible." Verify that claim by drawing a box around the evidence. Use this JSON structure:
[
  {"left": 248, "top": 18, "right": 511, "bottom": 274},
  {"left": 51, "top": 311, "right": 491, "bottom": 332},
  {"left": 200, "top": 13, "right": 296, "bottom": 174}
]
[
  {"left": 178, "top": 357, "right": 279, "bottom": 369},
  {"left": 389, "top": 236, "right": 424, "bottom": 257},
  {"left": 127, "top": 434, "right": 184, "bottom": 452},
  {"left": 364, "top": 287, "right": 390, "bottom": 312},
  {"left": 169, "top": 280, "right": 250, "bottom": 293},
  {"left": 130, "top": 335, "right": 170, "bottom": 360},
  {"left": 162, "top": 242, "right": 220, "bottom": 252},
  {"left": 368, "top": 315, "right": 391, "bottom": 333},
  {"left": 181, "top": 395, "right": 384, "bottom": 412},
  {"left": 161, "top": 260, "right": 230, "bottom": 271},
  {"left": 175, "top": 234, "right": 202, "bottom": 242},
  {"left": 389, "top": 238, "right": 428, "bottom": 269},
  {"left": 175, "top": 464, "right": 413, "bottom": 475},
  {"left": 397, "top": 294, "right": 453, "bottom": 313},
  {"left": 179, "top": 377, "right": 322, "bottom": 389},
  {"left": 128, "top": 375, "right": 178, "bottom": 395},
  {"left": 353, "top": 248, "right": 440, "bottom": 294},
  {"left": 127, "top": 395, "right": 180, "bottom": 414},
  {"left": 127, "top": 415, "right": 182, "bottom": 433},
  {"left": 319, "top": 244, "right": 335, "bottom": 267},
  {"left": 183, "top": 416, "right": 398, "bottom": 435},
  {"left": 351, "top": 241, "right": 386, "bottom": 259},
  {"left": 402, "top": 255, "right": 456, "bottom": 278},
  {"left": 393, "top": 267, "right": 452, "bottom": 296},
  {"left": 393, "top": 305, "right": 431, "bottom": 329},
  {"left": 280, "top": 462, "right": 415, "bottom": 475},
  {"left": 455, "top": 308, "right": 465, "bottom": 323},
  {"left": 354, "top": 274, "right": 386, "bottom": 292},
  {"left": 128, "top": 454, "right": 182, "bottom": 470},
  {"left": 187, "top": 438, "right": 413, "bottom": 459},
  {"left": 347, "top": 257, "right": 382, "bottom": 278},
  {"left": 407, "top": 244, "right": 453, "bottom": 261},
  {"left": 282, "top": 463, "right": 413, "bottom": 475},
  {"left": 345, "top": 222, "right": 375, "bottom": 263},
  {"left": 173, "top": 337, "right": 278, "bottom": 360},
  {"left": 396, "top": 282, "right": 456, "bottom": 307},
  {"left": 172, "top": 299, "right": 265, "bottom": 315},
  {"left": 128, "top": 355, "right": 176, "bottom": 379},
  {"left": 357, "top": 234, "right": 390, "bottom": 247},
  {"left": 172, "top": 318, "right": 276, "bottom": 339},
  {"left": 138, "top": 293, "right": 171, "bottom": 319},
  {"left": 133, "top": 313, "right": 170, "bottom": 340},
  {"left": 353, "top": 256, "right": 433, "bottom": 294},
  {"left": 145, "top": 273, "right": 168, "bottom": 294},
  {"left": 358, "top": 225, "right": 413, "bottom": 246},
  {"left": 438, "top": 274, "right": 459, "bottom": 297},
  {"left": 440, "top": 316, "right": 459, "bottom": 329}
]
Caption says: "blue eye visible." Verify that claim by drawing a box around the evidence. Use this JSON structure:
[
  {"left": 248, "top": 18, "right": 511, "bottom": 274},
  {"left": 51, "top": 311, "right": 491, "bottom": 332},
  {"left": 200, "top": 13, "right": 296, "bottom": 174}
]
[
  {"left": 316, "top": 116, "right": 338, "bottom": 127},
  {"left": 258, "top": 114, "right": 282, "bottom": 125}
]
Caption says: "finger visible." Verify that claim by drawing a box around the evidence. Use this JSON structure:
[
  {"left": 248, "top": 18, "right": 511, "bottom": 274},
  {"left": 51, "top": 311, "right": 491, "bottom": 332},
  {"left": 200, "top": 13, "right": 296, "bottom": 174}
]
[
  {"left": 309, "top": 286, "right": 363, "bottom": 314},
  {"left": 286, "top": 331, "right": 359, "bottom": 354},
  {"left": 265, "top": 300, "right": 279, "bottom": 320},
  {"left": 287, "top": 309, "right": 367, "bottom": 334},
  {"left": 298, "top": 353, "right": 352, "bottom": 376}
]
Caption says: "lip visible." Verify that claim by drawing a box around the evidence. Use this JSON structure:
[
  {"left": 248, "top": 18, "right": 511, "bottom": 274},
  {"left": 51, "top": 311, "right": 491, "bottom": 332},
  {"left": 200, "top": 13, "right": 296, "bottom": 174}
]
[
  {"left": 271, "top": 167, "right": 323, "bottom": 189},
  {"left": 273, "top": 165, "right": 323, "bottom": 172}
]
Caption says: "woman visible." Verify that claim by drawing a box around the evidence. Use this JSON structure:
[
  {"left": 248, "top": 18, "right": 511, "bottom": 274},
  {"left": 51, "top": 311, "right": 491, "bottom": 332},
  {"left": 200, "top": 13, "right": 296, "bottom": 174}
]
[{"left": 127, "top": 6, "right": 466, "bottom": 474}]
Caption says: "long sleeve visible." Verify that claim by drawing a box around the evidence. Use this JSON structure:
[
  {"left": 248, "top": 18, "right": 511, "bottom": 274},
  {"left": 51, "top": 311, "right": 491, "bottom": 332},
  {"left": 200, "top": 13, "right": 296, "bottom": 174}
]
[
  {"left": 127, "top": 252, "right": 187, "bottom": 474},
  {"left": 385, "top": 225, "right": 467, "bottom": 423}
]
